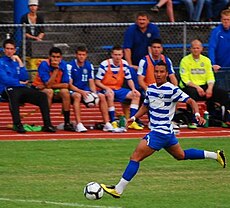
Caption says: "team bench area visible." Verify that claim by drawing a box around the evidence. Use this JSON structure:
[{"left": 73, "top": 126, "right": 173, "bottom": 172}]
[{"left": 55, "top": 1, "right": 182, "bottom": 11}]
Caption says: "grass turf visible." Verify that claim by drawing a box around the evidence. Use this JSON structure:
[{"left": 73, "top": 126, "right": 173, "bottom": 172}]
[{"left": 0, "top": 137, "right": 229, "bottom": 208}]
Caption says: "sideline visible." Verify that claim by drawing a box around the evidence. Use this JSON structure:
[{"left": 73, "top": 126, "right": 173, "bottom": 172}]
[{"left": 0, "top": 197, "right": 123, "bottom": 208}]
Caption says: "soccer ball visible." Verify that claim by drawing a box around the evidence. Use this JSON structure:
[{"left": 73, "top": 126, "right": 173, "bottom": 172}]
[
  {"left": 83, "top": 182, "right": 104, "bottom": 200},
  {"left": 83, "top": 92, "right": 99, "bottom": 108}
]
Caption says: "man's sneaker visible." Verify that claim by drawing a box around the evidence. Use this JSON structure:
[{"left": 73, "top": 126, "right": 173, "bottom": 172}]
[
  {"left": 75, "top": 123, "right": 87, "bottom": 132},
  {"left": 128, "top": 121, "right": 144, "bottom": 130},
  {"left": 216, "top": 150, "right": 226, "bottom": 168},
  {"left": 136, "top": 118, "right": 145, "bottom": 128},
  {"left": 100, "top": 184, "right": 121, "bottom": 198},
  {"left": 64, "top": 123, "right": 75, "bottom": 132},
  {"left": 222, "top": 122, "right": 230, "bottom": 128},
  {"left": 42, "top": 125, "right": 56, "bottom": 133},
  {"left": 188, "top": 123, "right": 197, "bottom": 129},
  {"left": 13, "top": 123, "right": 26, "bottom": 133},
  {"left": 112, "top": 121, "right": 118, "bottom": 129},
  {"left": 103, "top": 122, "right": 114, "bottom": 132},
  {"left": 150, "top": 5, "right": 159, "bottom": 12}
]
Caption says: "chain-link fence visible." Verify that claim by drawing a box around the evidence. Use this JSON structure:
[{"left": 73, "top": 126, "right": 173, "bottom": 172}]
[{"left": 0, "top": 22, "right": 219, "bottom": 70}]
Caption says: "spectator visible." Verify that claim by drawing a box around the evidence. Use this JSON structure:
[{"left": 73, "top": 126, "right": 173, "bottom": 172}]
[
  {"left": 0, "top": 39, "right": 55, "bottom": 133},
  {"left": 20, "top": 0, "right": 45, "bottom": 57},
  {"left": 100, "top": 61, "right": 226, "bottom": 199},
  {"left": 208, "top": 9, "right": 230, "bottom": 72},
  {"left": 32, "top": 47, "right": 75, "bottom": 131},
  {"left": 95, "top": 45, "right": 143, "bottom": 130},
  {"left": 150, "top": 0, "right": 175, "bottom": 22},
  {"left": 179, "top": 39, "right": 230, "bottom": 127},
  {"left": 180, "top": 0, "right": 205, "bottom": 22},
  {"left": 138, "top": 38, "right": 178, "bottom": 95},
  {"left": 68, "top": 46, "right": 114, "bottom": 132},
  {"left": 123, "top": 11, "right": 160, "bottom": 70},
  {"left": 205, "top": 0, "right": 229, "bottom": 22}
]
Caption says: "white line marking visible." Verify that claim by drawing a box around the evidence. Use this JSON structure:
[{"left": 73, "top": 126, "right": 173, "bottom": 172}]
[{"left": 0, "top": 197, "right": 122, "bottom": 208}]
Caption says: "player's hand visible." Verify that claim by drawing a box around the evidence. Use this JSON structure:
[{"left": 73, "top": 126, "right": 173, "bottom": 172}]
[
  {"left": 126, "top": 116, "right": 136, "bottom": 128},
  {"left": 82, "top": 91, "right": 90, "bottom": 99},
  {"left": 212, "top": 65, "right": 221, "bottom": 73},
  {"left": 195, "top": 115, "right": 206, "bottom": 126},
  {"left": 105, "top": 88, "right": 113, "bottom": 95},
  {"left": 205, "top": 88, "right": 213, "bottom": 99},
  {"left": 196, "top": 87, "right": 205, "bottom": 97},
  {"left": 51, "top": 61, "right": 60, "bottom": 69}
]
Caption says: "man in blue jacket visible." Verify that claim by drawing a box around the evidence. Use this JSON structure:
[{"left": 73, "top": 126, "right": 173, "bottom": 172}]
[
  {"left": 208, "top": 9, "right": 230, "bottom": 72},
  {"left": 0, "top": 39, "right": 55, "bottom": 133}
]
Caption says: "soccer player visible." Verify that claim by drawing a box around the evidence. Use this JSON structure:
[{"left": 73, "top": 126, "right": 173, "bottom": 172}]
[
  {"left": 68, "top": 46, "right": 114, "bottom": 132},
  {"left": 101, "top": 61, "right": 226, "bottom": 198},
  {"left": 95, "top": 45, "right": 143, "bottom": 130}
]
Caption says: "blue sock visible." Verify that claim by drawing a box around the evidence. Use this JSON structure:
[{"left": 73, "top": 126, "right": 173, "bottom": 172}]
[
  {"left": 184, "top": 148, "right": 205, "bottom": 160},
  {"left": 130, "top": 108, "right": 138, "bottom": 117},
  {"left": 122, "top": 160, "right": 140, "bottom": 181},
  {"left": 109, "top": 110, "right": 115, "bottom": 122}
]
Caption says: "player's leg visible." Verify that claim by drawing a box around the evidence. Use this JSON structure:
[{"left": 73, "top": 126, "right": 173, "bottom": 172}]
[
  {"left": 59, "top": 89, "right": 75, "bottom": 131},
  {"left": 165, "top": 141, "right": 226, "bottom": 168},
  {"left": 98, "top": 93, "right": 113, "bottom": 131},
  {"left": 40, "top": 88, "right": 54, "bottom": 108}
]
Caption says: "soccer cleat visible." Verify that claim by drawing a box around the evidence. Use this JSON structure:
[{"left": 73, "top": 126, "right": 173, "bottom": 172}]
[
  {"left": 150, "top": 5, "right": 159, "bottom": 12},
  {"left": 216, "top": 150, "right": 226, "bottom": 168},
  {"left": 103, "top": 122, "right": 114, "bottom": 132},
  {"left": 112, "top": 121, "right": 118, "bottom": 129},
  {"left": 100, "top": 184, "right": 121, "bottom": 198},
  {"left": 42, "top": 125, "right": 56, "bottom": 133},
  {"left": 128, "top": 121, "right": 144, "bottom": 130},
  {"left": 13, "top": 123, "right": 26, "bottom": 133},
  {"left": 188, "top": 123, "right": 197, "bottom": 129},
  {"left": 75, "top": 123, "right": 87, "bottom": 132},
  {"left": 64, "top": 123, "right": 75, "bottom": 132}
]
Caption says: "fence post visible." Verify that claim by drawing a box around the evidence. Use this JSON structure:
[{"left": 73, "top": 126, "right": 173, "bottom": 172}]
[{"left": 183, "top": 21, "right": 187, "bottom": 57}]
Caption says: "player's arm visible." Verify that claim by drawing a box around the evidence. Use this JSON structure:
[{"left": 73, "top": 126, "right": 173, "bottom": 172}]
[
  {"left": 89, "top": 79, "right": 97, "bottom": 93},
  {"left": 168, "top": 74, "right": 178, "bottom": 86},
  {"left": 138, "top": 75, "right": 148, "bottom": 91},
  {"left": 127, "top": 104, "right": 148, "bottom": 126},
  {"left": 124, "top": 48, "right": 138, "bottom": 70},
  {"left": 186, "top": 98, "right": 206, "bottom": 125}
]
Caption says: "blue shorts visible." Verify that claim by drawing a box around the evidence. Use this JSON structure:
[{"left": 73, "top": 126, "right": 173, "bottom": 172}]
[
  {"left": 143, "top": 131, "right": 178, "bottom": 151},
  {"left": 113, "top": 88, "right": 130, "bottom": 102}
]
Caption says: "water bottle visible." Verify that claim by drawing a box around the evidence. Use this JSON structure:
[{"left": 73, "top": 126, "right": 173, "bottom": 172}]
[
  {"left": 203, "top": 111, "right": 209, "bottom": 128},
  {"left": 119, "top": 115, "right": 126, "bottom": 128}
]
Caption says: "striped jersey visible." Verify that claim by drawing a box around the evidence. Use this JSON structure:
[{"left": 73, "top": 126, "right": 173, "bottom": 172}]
[
  {"left": 96, "top": 58, "right": 132, "bottom": 82},
  {"left": 144, "top": 82, "right": 189, "bottom": 134}
]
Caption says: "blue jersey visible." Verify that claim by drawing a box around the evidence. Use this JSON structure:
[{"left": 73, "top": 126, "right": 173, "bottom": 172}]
[
  {"left": 37, "top": 59, "right": 70, "bottom": 84},
  {"left": 0, "top": 56, "right": 29, "bottom": 94},
  {"left": 208, "top": 24, "right": 230, "bottom": 67},
  {"left": 69, "top": 59, "right": 94, "bottom": 91},
  {"left": 144, "top": 82, "right": 189, "bottom": 134},
  {"left": 123, "top": 23, "right": 160, "bottom": 66}
]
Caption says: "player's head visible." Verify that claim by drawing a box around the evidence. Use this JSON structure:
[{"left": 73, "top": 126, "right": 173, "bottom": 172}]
[
  {"left": 150, "top": 38, "right": 163, "bottom": 57},
  {"left": 221, "top": 9, "right": 230, "bottom": 30},
  {"left": 154, "top": 61, "right": 168, "bottom": 86},
  {"left": 111, "top": 45, "right": 123, "bottom": 64},
  {"left": 28, "top": 0, "right": 39, "bottom": 12},
  {"left": 3, "top": 39, "right": 16, "bottom": 57},
  {"left": 190, "top": 39, "right": 203, "bottom": 59},
  {"left": 135, "top": 11, "right": 150, "bottom": 30},
  {"left": 49, "top": 47, "right": 62, "bottom": 65},
  {"left": 75, "top": 45, "right": 88, "bottom": 63}
]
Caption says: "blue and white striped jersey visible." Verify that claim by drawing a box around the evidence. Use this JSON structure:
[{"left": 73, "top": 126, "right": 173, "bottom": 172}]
[
  {"left": 96, "top": 58, "right": 132, "bottom": 81},
  {"left": 144, "top": 82, "right": 189, "bottom": 134}
]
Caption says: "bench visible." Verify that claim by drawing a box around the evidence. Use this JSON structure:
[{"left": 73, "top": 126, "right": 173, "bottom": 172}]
[{"left": 55, "top": 1, "right": 182, "bottom": 11}]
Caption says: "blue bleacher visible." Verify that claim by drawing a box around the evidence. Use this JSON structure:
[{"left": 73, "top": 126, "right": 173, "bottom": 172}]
[{"left": 55, "top": 1, "right": 182, "bottom": 11}]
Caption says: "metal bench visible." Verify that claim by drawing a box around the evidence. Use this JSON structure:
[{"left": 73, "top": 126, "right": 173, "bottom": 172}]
[{"left": 55, "top": 1, "right": 182, "bottom": 11}]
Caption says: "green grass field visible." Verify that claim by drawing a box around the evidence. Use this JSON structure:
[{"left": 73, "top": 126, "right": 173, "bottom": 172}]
[{"left": 0, "top": 137, "right": 229, "bottom": 208}]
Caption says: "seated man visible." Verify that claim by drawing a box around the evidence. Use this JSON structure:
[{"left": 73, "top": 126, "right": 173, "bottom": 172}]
[
  {"left": 179, "top": 39, "right": 230, "bottom": 128},
  {"left": 0, "top": 39, "right": 55, "bottom": 133},
  {"left": 32, "top": 47, "right": 74, "bottom": 131},
  {"left": 95, "top": 45, "right": 143, "bottom": 130},
  {"left": 138, "top": 38, "right": 178, "bottom": 95},
  {"left": 68, "top": 46, "right": 114, "bottom": 132}
]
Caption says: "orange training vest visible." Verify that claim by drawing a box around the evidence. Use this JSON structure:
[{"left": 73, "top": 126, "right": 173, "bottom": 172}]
[{"left": 101, "top": 59, "right": 125, "bottom": 90}]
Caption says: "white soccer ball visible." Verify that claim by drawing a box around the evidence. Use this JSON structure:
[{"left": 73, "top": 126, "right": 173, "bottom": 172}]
[
  {"left": 83, "top": 92, "right": 99, "bottom": 108},
  {"left": 84, "top": 182, "right": 104, "bottom": 200}
]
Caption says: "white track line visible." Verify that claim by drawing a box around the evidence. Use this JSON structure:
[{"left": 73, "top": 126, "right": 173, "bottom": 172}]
[{"left": 0, "top": 197, "right": 122, "bottom": 208}]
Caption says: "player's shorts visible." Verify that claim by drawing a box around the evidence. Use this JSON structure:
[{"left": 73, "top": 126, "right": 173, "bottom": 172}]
[
  {"left": 143, "top": 130, "right": 178, "bottom": 151},
  {"left": 113, "top": 88, "right": 130, "bottom": 102}
]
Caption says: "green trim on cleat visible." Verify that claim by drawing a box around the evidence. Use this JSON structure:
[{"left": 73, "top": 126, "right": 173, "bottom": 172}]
[
  {"left": 100, "top": 184, "right": 121, "bottom": 198},
  {"left": 216, "top": 150, "right": 226, "bottom": 168}
]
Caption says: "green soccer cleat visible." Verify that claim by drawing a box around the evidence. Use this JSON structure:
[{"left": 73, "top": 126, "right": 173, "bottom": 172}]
[
  {"left": 216, "top": 150, "right": 226, "bottom": 168},
  {"left": 100, "top": 184, "right": 121, "bottom": 198}
]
